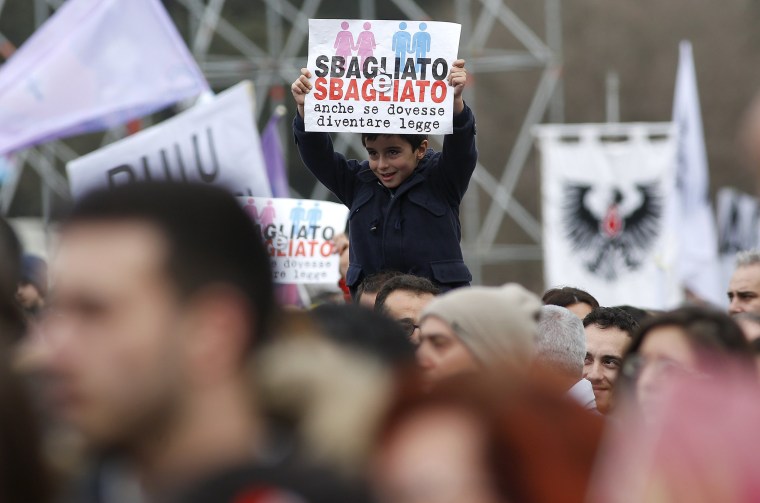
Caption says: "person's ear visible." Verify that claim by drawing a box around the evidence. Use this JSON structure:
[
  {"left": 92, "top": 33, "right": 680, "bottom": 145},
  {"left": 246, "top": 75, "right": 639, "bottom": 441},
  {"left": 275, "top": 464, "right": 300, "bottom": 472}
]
[
  {"left": 416, "top": 139, "right": 429, "bottom": 160},
  {"left": 182, "top": 285, "right": 254, "bottom": 384}
]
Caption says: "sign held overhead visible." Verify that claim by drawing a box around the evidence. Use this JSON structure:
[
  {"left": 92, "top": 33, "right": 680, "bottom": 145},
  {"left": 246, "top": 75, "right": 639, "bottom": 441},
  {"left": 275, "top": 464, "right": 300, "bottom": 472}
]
[{"left": 304, "top": 19, "right": 461, "bottom": 135}]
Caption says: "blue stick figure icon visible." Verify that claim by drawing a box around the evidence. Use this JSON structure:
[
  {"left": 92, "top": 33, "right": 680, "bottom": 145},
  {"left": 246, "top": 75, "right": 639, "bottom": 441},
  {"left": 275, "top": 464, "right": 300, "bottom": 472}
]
[
  {"left": 290, "top": 201, "right": 306, "bottom": 228},
  {"left": 412, "top": 22, "right": 431, "bottom": 73},
  {"left": 307, "top": 202, "right": 323, "bottom": 227},
  {"left": 392, "top": 22, "right": 412, "bottom": 60}
]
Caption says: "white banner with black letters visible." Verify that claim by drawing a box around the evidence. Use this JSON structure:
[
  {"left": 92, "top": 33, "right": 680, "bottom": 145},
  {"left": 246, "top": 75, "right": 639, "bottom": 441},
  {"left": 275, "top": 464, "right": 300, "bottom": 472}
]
[
  {"left": 239, "top": 197, "right": 349, "bottom": 284},
  {"left": 304, "top": 19, "right": 461, "bottom": 135},
  {"left": 536, "top": 123, "right": 682, "bottom": 309},
  {"left": 66, "top": 81, "right": 271, "bottom": 199}
]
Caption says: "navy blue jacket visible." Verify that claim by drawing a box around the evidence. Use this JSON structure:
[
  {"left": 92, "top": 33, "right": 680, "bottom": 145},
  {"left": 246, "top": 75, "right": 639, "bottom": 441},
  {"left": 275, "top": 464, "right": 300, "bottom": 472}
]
[{"left": 293, "top": 104, "right": 478, "bottom": 292}]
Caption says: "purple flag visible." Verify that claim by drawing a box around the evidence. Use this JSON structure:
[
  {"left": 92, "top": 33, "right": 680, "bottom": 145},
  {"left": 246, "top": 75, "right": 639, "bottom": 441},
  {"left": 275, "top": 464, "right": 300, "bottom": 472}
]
[
  {"left": 264, "top": 108, "right": 299, "bottom": 306},
  {"left": 0, "top": 0, "right": 209, "bottom": 155},
  {"left": 261, "top": 106, "right": 290, "bottom": 197}
]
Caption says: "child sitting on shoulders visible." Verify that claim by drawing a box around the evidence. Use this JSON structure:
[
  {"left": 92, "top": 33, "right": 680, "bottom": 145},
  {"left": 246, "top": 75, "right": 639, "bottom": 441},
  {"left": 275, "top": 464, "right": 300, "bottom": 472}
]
[{"left": 291, "top": 59, "right": 477, "bottom": 296}]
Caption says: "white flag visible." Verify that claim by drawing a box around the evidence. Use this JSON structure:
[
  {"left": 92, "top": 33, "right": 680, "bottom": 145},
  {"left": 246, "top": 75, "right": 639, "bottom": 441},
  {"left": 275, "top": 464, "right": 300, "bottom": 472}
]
[
  {"left": 672, "top": 40, "right": 723, "bottom": 305},
  {"left": 0, "top": 0, "right": 208, "bottom": 155},
  {"left": 536, "top": 123, "right": 682, "bottom": 310},
  {"left": 66, "top": 82, "right": 271, "bottom": 199}
]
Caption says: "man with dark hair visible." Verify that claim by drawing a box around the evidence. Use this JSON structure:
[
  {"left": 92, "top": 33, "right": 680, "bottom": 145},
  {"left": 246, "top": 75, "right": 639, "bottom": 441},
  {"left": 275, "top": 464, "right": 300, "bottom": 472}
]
[
  {"left": 374, "top": 275, "right": 439, "bottom": 344},
  {"left": 613, "top": 305, "right": 651, "bottom": 324},
  {"left": 355, "top": 270, "right": 403, "bottom": 309},
  {"left": 312, "top": 304, "right": 417, "bottom": 366},
  {"left": 582, "top": 307, "right": 638, "bottom": 415},
  {"left": 37, "top": 183, "right": 282, "bottom": 501}
]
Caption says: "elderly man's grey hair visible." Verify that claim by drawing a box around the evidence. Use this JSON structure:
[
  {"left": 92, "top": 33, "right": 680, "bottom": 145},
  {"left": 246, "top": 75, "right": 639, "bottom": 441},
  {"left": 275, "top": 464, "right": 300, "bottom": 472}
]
[
  {"left": 536, "top": 305, "right": 587, "bottom": 378},
  {"left": 736, "top": 249, "right": 760, "bottom": 268}
]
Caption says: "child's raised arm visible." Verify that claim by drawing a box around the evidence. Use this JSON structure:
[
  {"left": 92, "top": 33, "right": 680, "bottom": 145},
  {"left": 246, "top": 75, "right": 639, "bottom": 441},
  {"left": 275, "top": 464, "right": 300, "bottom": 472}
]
[
  {"left": 448, "top": 59, "right": 467, "bottom": 115},
  {"left": 291, "top": 68, "right": 312, "bottom": 119},
  {"left": 435, "top": 58, "right": 476, "bottom": 203},
  {"left": 291, "top": 67, "right": 361, "bottom": 207}
]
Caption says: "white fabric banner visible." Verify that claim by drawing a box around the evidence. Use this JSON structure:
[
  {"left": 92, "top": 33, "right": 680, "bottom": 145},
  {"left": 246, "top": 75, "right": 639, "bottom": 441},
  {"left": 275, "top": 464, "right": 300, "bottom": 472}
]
[
  {"left": 67, "top": 81, "right": 271, "bottom": 199},
  {"left": 537, "top": 123, "right": 682, "bottom": 309},
  {"left": 240, "top": 197, "right": 349, "bottom": 284},
  {"left": 0, "top": 0, "right": 208, "bottom": 155},
  {"left": 672, "top": 40, "right": 723, "bottom": 306},
  {"left": 304, "top": 19, "right": 461, "bottom": 135},
  {"left": 717, "top": 187, "right": 760, "bottom": 295}
]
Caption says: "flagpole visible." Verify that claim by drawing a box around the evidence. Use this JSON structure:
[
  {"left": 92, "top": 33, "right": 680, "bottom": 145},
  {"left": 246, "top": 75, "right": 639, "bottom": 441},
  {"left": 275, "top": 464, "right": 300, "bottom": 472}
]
[{"left": 605, "top": 71, "right": 620, "bottom": 123}]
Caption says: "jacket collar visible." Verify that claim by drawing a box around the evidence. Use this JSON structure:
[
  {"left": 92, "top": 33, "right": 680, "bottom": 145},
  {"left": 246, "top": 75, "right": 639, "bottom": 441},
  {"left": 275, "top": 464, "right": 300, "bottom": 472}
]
[{"left": 391, "top": 170, "right": 425, "bottom": 198}]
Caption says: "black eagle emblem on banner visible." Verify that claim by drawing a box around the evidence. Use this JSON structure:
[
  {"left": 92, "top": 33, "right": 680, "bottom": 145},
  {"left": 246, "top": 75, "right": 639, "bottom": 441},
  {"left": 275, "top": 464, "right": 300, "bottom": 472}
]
[{"left": 563, "top": 183, "right": 662, "bottom": 280}]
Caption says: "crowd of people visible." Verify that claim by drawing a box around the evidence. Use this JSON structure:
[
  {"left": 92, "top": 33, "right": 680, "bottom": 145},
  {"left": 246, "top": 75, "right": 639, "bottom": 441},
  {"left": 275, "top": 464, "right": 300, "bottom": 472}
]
[{"left": 1, "top": 182, "right": 760, "bottom": 503}]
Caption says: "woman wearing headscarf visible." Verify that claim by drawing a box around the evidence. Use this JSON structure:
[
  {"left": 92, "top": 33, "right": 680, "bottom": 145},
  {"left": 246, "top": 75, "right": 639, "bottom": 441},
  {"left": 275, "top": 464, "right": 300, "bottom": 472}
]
[{"left": 415, "top": 283, "right": 542, "bottom": 383}]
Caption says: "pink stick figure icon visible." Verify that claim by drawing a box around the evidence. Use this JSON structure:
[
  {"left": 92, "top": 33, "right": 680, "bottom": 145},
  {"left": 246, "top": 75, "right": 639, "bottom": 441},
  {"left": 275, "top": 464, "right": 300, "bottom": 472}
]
[
  {"left": 260, "top": 200, "right": 277, "bottom": 229},
  {"left": 243, "top": 197, "right": 259, "bottom": 222},
  {"left": 355, "top": 22, "right": 377, "bottom": 68},
  {"left": 333, "top": 21, "right": 355, "bottom": 60}
]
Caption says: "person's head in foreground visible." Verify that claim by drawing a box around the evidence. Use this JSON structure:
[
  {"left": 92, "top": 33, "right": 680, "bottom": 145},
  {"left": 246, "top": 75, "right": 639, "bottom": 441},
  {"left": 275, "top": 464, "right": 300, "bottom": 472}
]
[
  {"left": 582, "top": 307, "right": 638, "bottom": 415},
  {"left": 0, "top": 339, "right": 53, "bottom": 503},
  {"left": 36, "top": 183, "right": 275, "bottom": 497},
  {"left": 542, "top": 286, "right": 599, "bottom": 319},
  {"left": 728, "top": 249, "right": 760, "bottom": 315},
  {"left": 589, "top": 366, "right": 760, "bottom": 503},
  {"left": 619, "top": 307, "right": 755, "bottom": 420},
  {"left": 374, "top": 274, "right": 440, "bottom": 345},
  {"left": 733, "top": 311, "right": 760, "bottom": 343},
  {"left": 416, "top": 283, "right": 542, "bottom": 383},
  {"left": 257, "top": 306, "right": 414, "bottom": 478},
  {"left": 733, "top": 312, "right": 760, "bottom": 373},
  {"left": 372, "top": 374, "right": 604, "bottom": 503}
]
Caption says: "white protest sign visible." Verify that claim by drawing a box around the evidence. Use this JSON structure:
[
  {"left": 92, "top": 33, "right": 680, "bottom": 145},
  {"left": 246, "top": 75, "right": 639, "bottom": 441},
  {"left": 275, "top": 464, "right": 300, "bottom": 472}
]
[
  {"left": 240, "top": 197, "right": 349, "bottom": 284},
  {"left": 66, "top": 81, "right": 271, "bottom": 198},
  {"left": 304, "top": 19, "right": 461, "bottom": 135}
]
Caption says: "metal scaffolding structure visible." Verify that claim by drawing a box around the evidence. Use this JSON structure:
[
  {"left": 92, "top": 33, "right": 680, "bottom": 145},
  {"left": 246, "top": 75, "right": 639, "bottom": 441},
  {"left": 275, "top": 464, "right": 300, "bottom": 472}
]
[{"left": 0, "top": 0, "right": 563, "bottom": 283}]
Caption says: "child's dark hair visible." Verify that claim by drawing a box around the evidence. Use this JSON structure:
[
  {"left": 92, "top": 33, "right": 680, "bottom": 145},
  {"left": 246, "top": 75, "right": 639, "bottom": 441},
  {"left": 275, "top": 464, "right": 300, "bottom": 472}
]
[{"left": 361, "top": 133, "right": 428, "bottom": 150}]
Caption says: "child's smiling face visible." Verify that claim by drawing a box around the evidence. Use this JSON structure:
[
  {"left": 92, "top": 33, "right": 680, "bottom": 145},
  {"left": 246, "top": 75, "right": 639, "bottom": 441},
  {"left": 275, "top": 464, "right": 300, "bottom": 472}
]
[{"left": 365, "top": 135, "right": 428, "bottom": 189}]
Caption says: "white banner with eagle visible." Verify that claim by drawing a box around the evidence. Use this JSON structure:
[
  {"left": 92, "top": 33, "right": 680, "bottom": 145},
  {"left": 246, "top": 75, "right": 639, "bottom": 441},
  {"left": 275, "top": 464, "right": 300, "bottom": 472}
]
[{"left": 536, "top": 123, "right": 683, "bottom": 309}]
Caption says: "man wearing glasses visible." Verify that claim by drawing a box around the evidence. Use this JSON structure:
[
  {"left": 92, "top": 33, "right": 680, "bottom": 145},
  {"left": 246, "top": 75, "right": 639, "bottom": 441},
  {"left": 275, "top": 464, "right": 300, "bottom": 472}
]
[{"left": 374, "top": 275, "right": 439, "bottom": 345}]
